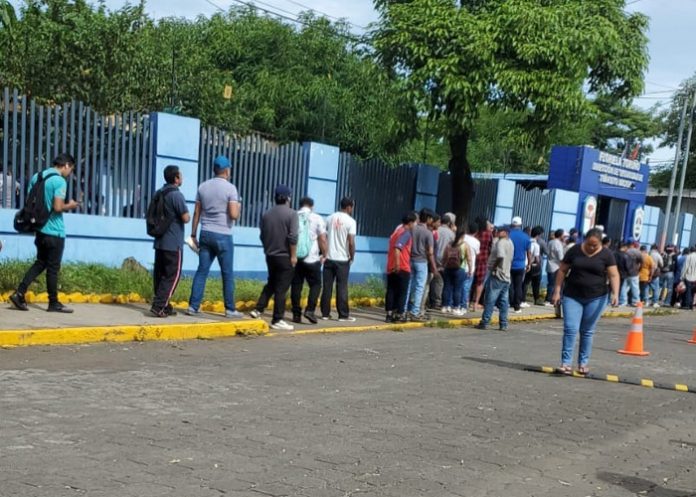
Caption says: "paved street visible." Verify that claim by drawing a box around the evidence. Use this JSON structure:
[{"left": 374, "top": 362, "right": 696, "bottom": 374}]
[{"left": 1, "top": 312, "right": 695, "bottom": 497}]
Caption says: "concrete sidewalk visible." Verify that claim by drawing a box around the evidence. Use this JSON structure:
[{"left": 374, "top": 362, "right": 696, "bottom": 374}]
[{"left": 0, "top": 300, "right": 658, "bottom": 347}]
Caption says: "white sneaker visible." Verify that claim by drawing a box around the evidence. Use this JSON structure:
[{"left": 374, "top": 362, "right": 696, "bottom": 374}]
[
  {"left": 249, "top": 310, "right": 261, "bottom": 319},
  {"left": 513, "top": 309, "right": 523, "bottom": 314},
  {"left": 442, "top": 306, "right": 451, "bottom": 313},
  {"left": 452, "top": 308, "right": 463, "bottom": 316},
  {"left": 653, "top": 303, "right": 660, "bottom": 308},
  {"left": 338, "top": 317, "right": 357, "bottom": 322},
  {"left": 520, "top": 302, "right": 531, "bottom": 308},
  {"left": 270, "top": 320, "right": 294, "bottom": 331},
  {"left": 544, "top": 302, "right": 554, "bottom": 307}
]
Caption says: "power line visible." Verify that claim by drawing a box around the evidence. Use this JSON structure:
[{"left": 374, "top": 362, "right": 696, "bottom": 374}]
[{"left": 278, "top": 0, "right": 368, "bottom": 30}]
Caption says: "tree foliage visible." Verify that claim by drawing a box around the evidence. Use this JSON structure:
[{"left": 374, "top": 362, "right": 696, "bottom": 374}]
[
  {"left": 374, "top": 0, "right": 650, "bottom": 224},
  {"left": 0, "top": 0, "right": 415, "bottom": 160}
]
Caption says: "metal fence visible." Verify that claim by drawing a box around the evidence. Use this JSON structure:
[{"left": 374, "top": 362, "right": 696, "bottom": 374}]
[
  {"left": 512, "top": 182, "right": 554, "bottom": 232},
  {"left": 337, "top": 154, "right": 418, "bottom": 237},
  {"left": 198, "top": 127, "right": 307, "bottom": 227},
  {"left": 0, "top": 87, "right": 153, "bottom": 217},
  {"left": 437, "top": 174, "right": 498, "bottom": 226}
]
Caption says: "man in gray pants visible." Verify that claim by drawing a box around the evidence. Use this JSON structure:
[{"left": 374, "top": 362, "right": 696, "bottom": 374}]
[{"left": 429, "top": 212, "right": 456, "bottom": 310}]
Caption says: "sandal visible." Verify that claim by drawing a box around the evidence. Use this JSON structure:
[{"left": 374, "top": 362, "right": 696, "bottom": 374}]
[
  {"left": 559, "top": 365, "right": 572, "bottom": 375},
  {"left": 576, "top": 365, "right": 590, "bottom": 375}
]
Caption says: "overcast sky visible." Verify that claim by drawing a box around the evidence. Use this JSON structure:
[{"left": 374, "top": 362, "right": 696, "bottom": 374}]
[{"left": 9, "top": 0, "right": 695, "bottom": 162}]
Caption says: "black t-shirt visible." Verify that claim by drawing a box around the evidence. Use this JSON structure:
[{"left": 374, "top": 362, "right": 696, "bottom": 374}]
[{"left": 562, "top": 245, "right": 616, "bottom": 300}]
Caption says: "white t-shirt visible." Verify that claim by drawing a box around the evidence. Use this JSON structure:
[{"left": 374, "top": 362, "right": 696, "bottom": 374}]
[
  {"left": 0, "top": 173, "right": 19, "bottom": 208},
  {"left": 464, "top": 234, "right": 480, "bottom": 274},
  {"left": 326, "top": 211, "right": 357, "bottom": 262},
  {"left": 298, "top": 207, "right": 327, "bottom": 264}
]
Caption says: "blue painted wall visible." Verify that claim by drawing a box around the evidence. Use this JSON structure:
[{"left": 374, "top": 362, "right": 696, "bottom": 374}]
[
  {"left": 304, "top": 142, "right": 339, "bottom": 217},
  {"left": 414, "top": 164, "right": 439, "bottom": 211}
]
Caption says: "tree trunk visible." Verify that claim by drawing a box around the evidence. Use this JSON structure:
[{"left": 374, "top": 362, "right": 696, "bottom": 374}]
[{"left": 448, "top": 130, "right": 474, "bottom": 231}]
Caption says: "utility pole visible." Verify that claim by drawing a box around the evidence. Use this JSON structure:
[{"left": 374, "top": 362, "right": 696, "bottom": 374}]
[
  {"left": 660, "top": 91, "right": 690, "bottom": 250},
  {"left": 671, "top": 90, "right": 696, "bottom": 248}
]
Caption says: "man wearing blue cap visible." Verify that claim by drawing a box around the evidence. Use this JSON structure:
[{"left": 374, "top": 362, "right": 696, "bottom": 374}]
[
  {"left": 250, "top": 184, "right": 299, "bottom": 330},
  {"left": 186, "top": 155, "right": 243, "bottom": 318}
]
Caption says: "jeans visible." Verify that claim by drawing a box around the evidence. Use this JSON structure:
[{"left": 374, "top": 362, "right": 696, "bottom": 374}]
[
  {"left": 153, "top": 248, "right": 183, "bottom": 311},
  {"left": 406, "top": 261, "right": 428, "bottom": 314},
  {"left": 649, "top": 277, "right": 661, "bottom": 304},
  {"left": 660, "top": 272, "right": 674, "bottom": 305},
  {"left": 683, "top": 280, "right": 695, "bottom": 310},
  {"left": 462, "top": 272, "right": 473, "bottom": 309},
  {"left": 386, "top": 271, "right": 410, "bottom": 315},
  {"left": 17, "top": 232, "right": 65, "bottom": 305},
  {"left": 509, "top": 268, "right": 526, "bottom": 310},
  {"left": 291, "top": 259, "right": 322, "bottom": 316},
  {"left": 545, "top": 270, "right": 557, "bottom": 302},
  {"left": 256, "top": 255, "right": 295, "bottom": 323},
  {"left": 524, "top": 267, "right": 542, "bottom": 303},
  {"left": 188, "top": 231, "right": 236, "bottom": 312},
  {"left": 620, "top": 275, "right": 640, "bottom": 305},
  {"left": 561, "top": 294, "right": 608, "bottom": 366},
  {"left": 480, "top": 276, "right": 510, "bottom": 328},
  {"left": 639, "top": 281, "right": 650, "bottom": 304},
  {"left": 443, "top": 267, "right": 466, "bottom": 309},
  {"left": 321, "top": 259, "right": 351, "bottom": 319}
]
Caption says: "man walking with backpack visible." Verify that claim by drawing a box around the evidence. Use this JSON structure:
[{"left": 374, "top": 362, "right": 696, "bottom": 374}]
[
  {"left": 149, "top": 165, "right": 190, "bottom": 317},
  {"left": 186, "top": 156, "right": 243, "bottom": 318},
  {"left": 290, "top": 197, "right": 327, "bottom": 324},
  {"left": 10, "top": 154, "right": 80, "bottom": 313}
]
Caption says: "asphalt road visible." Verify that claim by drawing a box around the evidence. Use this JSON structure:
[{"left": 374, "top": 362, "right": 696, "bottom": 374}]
[{"left": 1, "top": 313, "right": 695, "bottom": 497}]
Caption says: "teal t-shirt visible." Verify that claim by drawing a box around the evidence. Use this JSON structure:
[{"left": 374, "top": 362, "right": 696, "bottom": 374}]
[{"left": 28, "top": 169, "right": 67, "bottom": 238}]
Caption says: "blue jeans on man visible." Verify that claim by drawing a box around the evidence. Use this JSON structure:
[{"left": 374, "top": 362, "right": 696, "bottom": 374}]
[
  {"left": 188, "top": 230, "right": 237, "bottom": 312},
  {"left": 545, "top": 270, "right": 557, "bottom": 303},
  {"left": 619, "top": 275, "right": 639, "bottom": 305},
  {"left": 660, "top": 272, "right": 674, "bottom": 305},
  {"left": 406, "top": 261, "right": 428, "bottom": 315},
  {"left": 649, "top": 277, "right": 661, "bottom": 304},
  {"left": 561, "top": 294, "right": 607, "bottom": 367},
  {"left": 479, "top": 276, "right": 510, "bottom": 329}
]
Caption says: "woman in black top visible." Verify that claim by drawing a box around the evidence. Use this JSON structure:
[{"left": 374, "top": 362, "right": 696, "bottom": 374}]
[{"left": 552, "top": 228, "right": 620, "bottom": 375}]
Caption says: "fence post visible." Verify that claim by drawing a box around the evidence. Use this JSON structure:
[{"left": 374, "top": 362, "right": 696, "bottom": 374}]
[
  {"left": 151, "top": 113, "right": 201, "bottom": 208},
  {"left": 414, "top": 164, "right": 439, "bottom": 212},
  {"left": 303, "top": 142, "right": 339, "bottom": 217}
]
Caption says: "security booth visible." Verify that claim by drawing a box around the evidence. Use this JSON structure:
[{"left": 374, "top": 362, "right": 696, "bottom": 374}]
[{"left": 548, "top": 146, "right": 650, "bottom": 242}]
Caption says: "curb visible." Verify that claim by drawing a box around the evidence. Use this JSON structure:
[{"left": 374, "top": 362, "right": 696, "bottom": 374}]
[
  {"left": 0, "top": 308, "right": 673, "bottom": 347},
  {"left": 0, "top": 320, "right": 268, "bottom": 347},
  {"left": 527, "top": 365, "right": 693, "bottom": 395}
]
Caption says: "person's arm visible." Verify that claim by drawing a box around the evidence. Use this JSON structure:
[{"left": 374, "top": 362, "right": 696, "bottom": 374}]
[
  {"left": 552, "top": 262, "right": 570, "bottom": 305},
  {"left": 228, "top": 201, "right": 241, "bottom": 221},
  {"left": 52, "top": 196, "right": 79, "bottom": 213},
  {"left": 318, "top": 233, "right": 328, "bottom": 258},
  {"left": 289, "top": 212, "right": 299, "bottom": 266},
  {"left": 525, "top": 248, "right": 533, "bottom": 272},
  {"left": 392, "top": 247, "right": 402, "bottom": 272},
  {"left": 348, "top": 234, "right": 356, "bottom": 263},
  {"left": 466, "top": 243, "right": 475, "bottom": 277},
  {"left": 607, "top": 265, "right": 620, "bottom": 306},
  {"left": 190, "top": 201, "right": 202, "bottom": 241}
]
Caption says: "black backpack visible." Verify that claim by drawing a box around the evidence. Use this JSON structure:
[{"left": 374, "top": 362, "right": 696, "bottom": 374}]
[
  {"left": 13, "top": 170, "right": 59, "bottom": 233},
  {"left": 146, "top": 186, "right": 177, "bottom": 238}
]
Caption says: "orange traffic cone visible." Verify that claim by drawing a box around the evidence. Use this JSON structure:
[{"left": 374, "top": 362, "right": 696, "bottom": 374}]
[
  {"left": 688, "top": 327, "right": 696, "bottom": 344},
  {"left": 618, "top": 302, "right": 650, "bottom": 356}
]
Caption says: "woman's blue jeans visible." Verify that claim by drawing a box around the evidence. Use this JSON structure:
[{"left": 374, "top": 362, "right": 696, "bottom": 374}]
[
  {"left": 188, "top": 230, "right": 236, "bottom": 312},
  {"left": 442, "top": 268, "right": 466, "bottom": 308},
  {"left": 561, "top": 294, "right": 608, "bottom": 366}
]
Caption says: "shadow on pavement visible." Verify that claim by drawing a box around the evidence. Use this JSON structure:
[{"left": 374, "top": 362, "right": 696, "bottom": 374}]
[{"left": 597, "top": 471, "right": 696, "bottom": 497}]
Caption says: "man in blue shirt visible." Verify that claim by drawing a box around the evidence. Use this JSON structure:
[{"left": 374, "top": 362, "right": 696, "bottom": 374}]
[
  {"left": 10, "top": 154, "right": 80, "bottom": 313},
  {"left": 151, "top": 165, "right": 190, "bottom": 317},
  {"left": 508, "top": 216, "right": 532, "bottom": 313}
]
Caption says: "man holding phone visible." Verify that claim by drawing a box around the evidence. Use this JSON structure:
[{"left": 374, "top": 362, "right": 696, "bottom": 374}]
[{"left": 10, "top": 154, "right": 80, "bottom": 313}]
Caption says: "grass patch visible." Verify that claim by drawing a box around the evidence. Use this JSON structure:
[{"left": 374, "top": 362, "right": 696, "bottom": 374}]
[{"left": 0, "top": 260, "right": 386, "bottom": 303}]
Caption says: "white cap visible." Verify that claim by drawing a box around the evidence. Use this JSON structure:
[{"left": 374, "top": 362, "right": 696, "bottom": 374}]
[{"left": 511, "top": 216, "right": 522, "bottom": 226}]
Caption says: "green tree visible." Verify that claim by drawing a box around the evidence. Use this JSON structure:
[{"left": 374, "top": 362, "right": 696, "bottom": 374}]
[
  {"left": 651, "top": 75, "right": 696, "bottom": 189},
  {"left": 374, "top": 0, "right": 649, "bottom": 225}
]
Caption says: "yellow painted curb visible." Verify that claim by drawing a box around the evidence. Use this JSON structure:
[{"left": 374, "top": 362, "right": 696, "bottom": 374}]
[{"left": 0, "top": 320, "right": 269, "bottom": 347}]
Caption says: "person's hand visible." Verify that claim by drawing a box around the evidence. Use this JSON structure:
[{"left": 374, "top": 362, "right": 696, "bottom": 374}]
[
  {"left": 468, "top": 272, "right": 474, "bottom": 279},
  {"left": 320, "top": 256, "right": 326, "bottom": 265},
  {"left": 290, "top": 255, "right": 298, "bottom": 267},
  {"left": 526, "top": 265, "right": 531, "bottom": 273},
  {"left": 610, "top": 293, "right": 619, "bottom": 307},
  {"left": 67, "top": 199, "right": 80, "bottom": 210},
  {"left": 551, "top": 289, "right": 562, "bottom": 306}
]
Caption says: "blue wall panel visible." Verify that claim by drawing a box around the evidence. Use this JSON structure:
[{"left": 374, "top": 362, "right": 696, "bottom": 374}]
[
  {"left": 416, "top": 164, "right": 440, "bottom": 196},
  {"left": 415, "top": 193, "right": 437, "bottom": 212},
  {"left": 307, "top": 178, "right": 337, "bottom": 216},
  {"left": 305, "top": 142, "right": 339, "bottom": 181},
  {"left": 153, "top": 113, "right": 200, "bottom": 162}
]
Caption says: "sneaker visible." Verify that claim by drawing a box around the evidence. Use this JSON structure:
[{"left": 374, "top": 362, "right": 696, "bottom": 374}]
[
  {"left": 9, "top": 292, "right": 28, "bottom": 311},
  {"left": 652, "top": 303, "right": 660, "bottom": 308},
  {"left": 499, "top": 326, "right": 508, "bottom": 331},
  {"left": 292, "top": 314, "right": 302, "bottom": 324},
  {"left": 338, "top": 316, "right": 357, "bottom": 323},
  {"left": 249, "top": 310, "right": 261, "bottom": 319},
  {"left": 270, "top": 320, "right": 294, "bottom": 331},
  {"left": 165, "top": 305, "right": 178, "bottom": 316},
  {"left": 225, "top": 310, "right": 244, "bottom": 319},
  {"left": 513, "top": 309, "right": 522, "bottom": 314},
  {"left": 452, "top": 308, "right": 463, "bottom": 316},
  {"left": 396, "top": 313, "right": 408, "bottom": 323},
  {"left": 475, "top": 323, "right": 487, "bottom": 330},
  {"left": 385, "top": 314, "right": 394, "bottom": 323},
  {"left": 303, "top": 311, "right": 318, "bottom": 324},
  {"left": 186, "top": 308, "right": 200, "bottom": 316},
  {"left": 409, "top": 313, "right": 427, "bottom": 322},
  {"left": 544, "top": 302, "right": 554, "bottom": 307},
  {"left": 150, "top": 307, "right": 167, "bottom": 318},
  {"left": 47, "top": 303, "right": 74, "bottom": 314},
  {"left": 321, "top": 316, "right": 331, "bottom": 320},
  {"left": 442, "top": 306, "right": 451, "bottom": 313},
  {"left": 520, "top": 302, "right": 531, "bottom": 308},
  {"left": 534, "top": 300, "right": 544, "bottom": 306}
]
